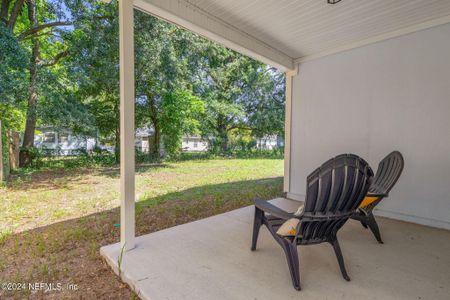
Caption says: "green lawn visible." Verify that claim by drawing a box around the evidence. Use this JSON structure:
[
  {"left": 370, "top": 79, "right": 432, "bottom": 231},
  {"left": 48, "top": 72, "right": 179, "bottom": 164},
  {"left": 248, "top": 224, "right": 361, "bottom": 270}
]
[{"left": 0, "top": 158, "right": 283, "bottom": 299}]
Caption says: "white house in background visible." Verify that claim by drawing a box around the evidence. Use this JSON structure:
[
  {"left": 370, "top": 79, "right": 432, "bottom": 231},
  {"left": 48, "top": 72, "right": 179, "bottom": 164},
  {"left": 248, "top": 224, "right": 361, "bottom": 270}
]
[
  {"left": 34, "top": 127, "right": 96, "bottom": 156},
  {"left": 135, "top": 127, "right": 208, "bottom": 153},
  {"left": 135, "top": 127, "right": 155, "bottom": 153},
  {"left": 256, "top": 135, "right": 284, "bottom": 150},
  {"left": 182, "top": 136, "right": 208, "bottom": 152},
  {"left": 35, "top": 126, "right": 209, "bottom": 156}
]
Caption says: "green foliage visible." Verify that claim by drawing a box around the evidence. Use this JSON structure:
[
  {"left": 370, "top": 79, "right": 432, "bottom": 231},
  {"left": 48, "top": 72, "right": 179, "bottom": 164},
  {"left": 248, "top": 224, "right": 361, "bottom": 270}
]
[
  {"left": 171, "top": 151, "right": 217, "bottom": 162},
  {"left": 2, "top": 0, "right": 285, "bottom": 168},
  {"left": 65, "top": 0, "right": 120, "bottom": 149},
  {"left": 0, "top": 25, "right": 28, "bottom": 131},
  {"left": 229, "top": 148, "right": 284, "bottom": 159},
  {"left": 14, "top": 153, "right": 118, "bottom": 176},
  {"left": 228, "top": 128, "right": 255, "bottom": 152},
  {"left": 134, "top": 10, "right": 207, "bottom": 156},
  {"left": 38, "top": 71, "right": 95, "bottom": 135},
  {"left": 0, "top": 106, "right": 26, "bottom": 133},
  {"left": 67, "top": 5, "right": 208, "bottom": 158},
  {"left": 161, "top": 90, "right": 204, "bottom": 156},
  {"left": 1, "top": 0, "right": 94, "bottom": 168},
  {"left": 190, "top": 43, "right": 285, "bottom": 154},
  {"left": 244, "top": 70, "right": 285, "bottom": 138},
  {"left": 12, "top": 147, "right": 282, "bottom": 176},
  {"left": 18, "top": 146, "right": 43, "bottom": 168},
  {"left": 0, "top": 25, "right": 28, "bottom": 103}
]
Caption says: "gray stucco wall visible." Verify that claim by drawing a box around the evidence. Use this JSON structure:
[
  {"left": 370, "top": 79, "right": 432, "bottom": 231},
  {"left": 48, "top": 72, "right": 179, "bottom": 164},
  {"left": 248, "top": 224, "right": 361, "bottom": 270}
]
[{"left": 289, "top": 23, "right": 450, "bottom": 229}]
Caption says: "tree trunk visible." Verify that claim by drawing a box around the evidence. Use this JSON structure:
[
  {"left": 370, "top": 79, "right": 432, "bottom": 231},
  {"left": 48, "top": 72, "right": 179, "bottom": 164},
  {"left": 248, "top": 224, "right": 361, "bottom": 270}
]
[
  {"left": 0, "top": 0, "right": 11, "bottom": 24},
  {"left": 6, "top": 0, "right": 25, "bottom": 29},
  {"left": 153, "top": 120, "right": 161, "bottom": 157},
  {"left": 218, "top": 120, "right": 228, "bottom": 154},
  {"left": 220, "top": 132, "right": 228, "bottom": 154},
  {"left": 8, "top": 130, "right": 20, "bottom": 170},
  {"left": 19, "top": 0, "right": 39, "bottom": 167},
  {"left": 148, "top": 94, "right": 160, "bottom": 157},
  {"left": 114, "top": 124, "right": 120, "bottom": 164}
]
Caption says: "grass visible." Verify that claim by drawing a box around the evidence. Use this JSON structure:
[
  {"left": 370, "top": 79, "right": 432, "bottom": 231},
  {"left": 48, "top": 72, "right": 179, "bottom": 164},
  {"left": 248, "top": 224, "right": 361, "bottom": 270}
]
[{"left": 0, "top": 157, "right": 283, "bottom": 299}]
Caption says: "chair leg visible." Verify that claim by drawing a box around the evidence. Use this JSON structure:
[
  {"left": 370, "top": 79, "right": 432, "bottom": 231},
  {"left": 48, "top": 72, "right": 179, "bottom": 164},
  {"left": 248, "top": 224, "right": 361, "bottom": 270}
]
[
  {"left": 330, "top": 238, "right": 350, "bottom": 281},
  {"left": 251, "top": 207, "right": 263, "bottom": 251},
  {"left": 366, "top": 213, "right": 384, "bottom": 244},
  {"left": 280, "top": 239, "right": 301, "bottom": 290},
  {"left": 360, "top": 220, "right": 368, "bottom": 229}
]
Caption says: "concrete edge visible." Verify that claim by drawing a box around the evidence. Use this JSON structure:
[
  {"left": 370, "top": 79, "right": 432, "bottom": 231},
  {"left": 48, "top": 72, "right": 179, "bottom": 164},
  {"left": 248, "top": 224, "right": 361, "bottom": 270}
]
[{"left": 100, "top": 245, "right": 148, "bottom": 300}]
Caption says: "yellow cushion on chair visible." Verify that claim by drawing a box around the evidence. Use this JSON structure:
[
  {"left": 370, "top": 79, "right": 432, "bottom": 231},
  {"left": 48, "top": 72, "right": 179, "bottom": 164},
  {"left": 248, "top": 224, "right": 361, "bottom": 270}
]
[
  {"left": 276, "top": 218, "right": 300, "bottom": 236},
  {"left": 276, "top": 204, "right": 304, "bottom": 237},
  {"left": 359, "top": 196, "right": 379, "bottom": 208}
]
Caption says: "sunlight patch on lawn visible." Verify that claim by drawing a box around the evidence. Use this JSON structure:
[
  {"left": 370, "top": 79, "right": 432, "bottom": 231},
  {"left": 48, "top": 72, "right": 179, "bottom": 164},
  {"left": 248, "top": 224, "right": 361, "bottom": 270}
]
[{"left": 1, "top": 158, "right": 283, "bottom": 233}]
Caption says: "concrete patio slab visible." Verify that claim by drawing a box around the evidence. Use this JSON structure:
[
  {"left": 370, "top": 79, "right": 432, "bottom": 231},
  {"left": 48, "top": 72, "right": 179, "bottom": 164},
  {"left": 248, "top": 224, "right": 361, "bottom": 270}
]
[{"left": 101, "top": 198, "right": 450, "bottom": 300}]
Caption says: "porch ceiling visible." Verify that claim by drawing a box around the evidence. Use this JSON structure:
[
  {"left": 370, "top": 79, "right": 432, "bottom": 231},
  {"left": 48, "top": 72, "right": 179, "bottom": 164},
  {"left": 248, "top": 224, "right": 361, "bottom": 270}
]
[{"left": 135, "top": 0, "right": 450, "bottom": 70}]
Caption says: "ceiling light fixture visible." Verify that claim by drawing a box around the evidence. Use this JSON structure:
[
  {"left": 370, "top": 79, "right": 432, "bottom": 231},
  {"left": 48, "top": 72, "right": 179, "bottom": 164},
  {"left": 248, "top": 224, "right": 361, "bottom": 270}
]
[{"left": 327, "top": 0, "right": 342, "bottom": 4}]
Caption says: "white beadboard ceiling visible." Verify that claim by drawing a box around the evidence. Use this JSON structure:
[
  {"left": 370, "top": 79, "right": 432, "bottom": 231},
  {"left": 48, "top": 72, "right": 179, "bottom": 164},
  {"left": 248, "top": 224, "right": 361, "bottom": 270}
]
[{"left": 137, "top": 0, "right": 450, "bottom": 70}]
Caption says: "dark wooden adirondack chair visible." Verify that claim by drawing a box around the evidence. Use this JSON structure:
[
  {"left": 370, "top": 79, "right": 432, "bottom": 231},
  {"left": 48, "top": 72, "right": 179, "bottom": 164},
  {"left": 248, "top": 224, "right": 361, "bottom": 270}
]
[
  {"left": 251, "top": 154, "right": 373, "bottom": 290},
  {"left": 351, "top": 151, "right": 404, "bottom": 243}
]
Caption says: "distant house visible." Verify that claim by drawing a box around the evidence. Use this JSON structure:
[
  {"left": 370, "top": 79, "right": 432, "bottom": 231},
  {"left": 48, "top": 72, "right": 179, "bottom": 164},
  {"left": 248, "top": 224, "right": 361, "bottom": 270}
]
[
  {"left": 134, "top": 127, "right": 209, "bottom": 153},
  {"left": 182, "top": 136, "right": 208, "bottom": 152},
  {"left": 135, "top": 127, "right": 155, "bottom": 154},
  {"left": 34, "top": 126, "right": 208, "bottom": 156},
  {"left": 34, "top": 127, "right": 97, "bottom": 156},
  {"left": 256, "top": 135, "right": 284, "bottom": 150}
]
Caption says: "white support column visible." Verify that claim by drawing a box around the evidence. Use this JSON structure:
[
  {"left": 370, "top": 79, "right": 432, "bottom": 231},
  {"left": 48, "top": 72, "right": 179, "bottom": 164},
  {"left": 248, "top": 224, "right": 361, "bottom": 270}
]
[
  {"left": 119, "top": 0, "right": 135, "bottom": 251},
  {"left": 283, "top": 67, "right": 298, "bottom": 194}
]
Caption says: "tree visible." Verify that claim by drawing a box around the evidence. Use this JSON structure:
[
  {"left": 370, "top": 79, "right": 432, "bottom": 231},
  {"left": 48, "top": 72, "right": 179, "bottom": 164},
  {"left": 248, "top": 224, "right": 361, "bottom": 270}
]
[
  {"left": 1, "top": 0, "right": 73, "bottom": 166},
  {"left": 134, "top": 10, "right": 203, "bottom": 157},
  {"left": 65, "top": 0, "right": 121, "bottom": 161},
  {"left": 0, "top": 24, "right": 27, "bottom": 132},
  {"left": 191, "top": 42, "right": 285, "bottom": 154},
  {"left": 2, "top": 0, "right": 285, "bottom": 166},
  {"left": 242, "top": 68, "right": 285, "bottom": 139},
  {"left": 190, "top": 45, "right": 245, "bottom": 153},
  {"left": 67, "top": 4, "right": 205, "bottom": 158},
  {"left": 160, "top": 89, "right": 204, "bottom": 156}
]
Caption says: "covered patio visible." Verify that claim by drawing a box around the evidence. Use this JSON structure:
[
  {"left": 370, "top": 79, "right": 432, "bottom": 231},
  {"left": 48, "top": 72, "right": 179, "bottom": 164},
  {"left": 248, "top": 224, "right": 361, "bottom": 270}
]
[
  {"left": 101, "top": 198, "right": 450, "bottom": 299},
  {"left": 102, "top": 0, "right": 450, "bottom": 299}
]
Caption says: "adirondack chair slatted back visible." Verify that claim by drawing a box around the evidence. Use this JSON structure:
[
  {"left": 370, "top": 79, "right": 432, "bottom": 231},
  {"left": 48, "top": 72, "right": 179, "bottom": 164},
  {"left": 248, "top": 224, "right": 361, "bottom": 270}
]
[
  {"left": 369, "top": 151, "right": 404, "bottom": 196},
  {"left": 299, "top": 154, "right": 373, "bottom": 244},
  {"left": 359, "top": 151, "right": 404, "bottom": 213}
]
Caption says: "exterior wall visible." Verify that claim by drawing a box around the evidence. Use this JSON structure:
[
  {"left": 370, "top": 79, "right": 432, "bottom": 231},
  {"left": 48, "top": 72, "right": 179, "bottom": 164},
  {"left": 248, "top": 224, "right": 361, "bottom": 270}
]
[
  {"left": 34, "top": 128, "right": 96, "bottom": 156},
  {"left": 289, "top": 23, "right": 450, "bottom": 229},
  {"left": 256, "top": 135, "right": 283, "bottom": 150},
  {"left": 182, "top": 136, "right": 208, "bottom": 152}
]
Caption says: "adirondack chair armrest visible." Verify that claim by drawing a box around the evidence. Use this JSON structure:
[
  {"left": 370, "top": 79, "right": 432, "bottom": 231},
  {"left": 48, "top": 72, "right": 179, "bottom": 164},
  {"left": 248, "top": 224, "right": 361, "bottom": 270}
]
[
  {"left": 254, "top": 199, "right": 295, "bottom": 220},
  {"left": 367, "top": 192, "right": 388, "bottom": 198}
]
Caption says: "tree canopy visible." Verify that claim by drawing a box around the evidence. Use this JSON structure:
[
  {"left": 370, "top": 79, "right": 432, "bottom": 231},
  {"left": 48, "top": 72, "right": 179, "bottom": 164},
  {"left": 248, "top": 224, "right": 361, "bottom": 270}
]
[{"left": 0, "top": 0, "right": 285, "bottom": 166}]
